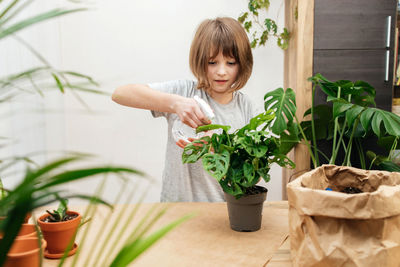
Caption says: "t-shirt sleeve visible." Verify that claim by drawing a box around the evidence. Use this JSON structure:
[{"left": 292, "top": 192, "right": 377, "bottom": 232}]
[
  {"left": 239, "top": 93, "right": 263, "bottom": 123},
  {"left": 147, "top": 80, "right": 196, "bottom": 119}
]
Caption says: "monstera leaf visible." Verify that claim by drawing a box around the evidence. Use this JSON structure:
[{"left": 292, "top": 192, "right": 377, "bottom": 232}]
[
  {"left": 264, "top": 87, "right": 296, "bottom": 135},
  {"left": 202, "top": 149, "right": 230, "bottom": 181},
  {"left": 182, "top": 136, "right": 211, "bottom": 164},
  {"left": 309, "top": 74, "right": 376, "bottom": 107}
]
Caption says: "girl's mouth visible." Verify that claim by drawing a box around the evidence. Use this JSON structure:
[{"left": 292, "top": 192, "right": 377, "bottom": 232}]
[{"left": 215, "top": 80, "right": 228, "bottom": 84}]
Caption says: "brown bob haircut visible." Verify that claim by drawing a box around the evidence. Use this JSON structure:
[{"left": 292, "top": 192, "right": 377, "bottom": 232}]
[{"left": 189, "top": 17, "right": 253, "bottom": 92}]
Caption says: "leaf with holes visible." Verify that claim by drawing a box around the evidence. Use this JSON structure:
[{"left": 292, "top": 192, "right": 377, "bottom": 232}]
[
  {"left": 264, "top": 87, "right": 296, "bottom": 135},
  {"left": 202, "top": 150, "right": 230, "bottom": 181}
]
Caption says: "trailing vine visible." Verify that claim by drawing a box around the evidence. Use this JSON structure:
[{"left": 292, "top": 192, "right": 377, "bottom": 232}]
[{"left": 238, "top": 0, "right": 291, "bottom": 49}]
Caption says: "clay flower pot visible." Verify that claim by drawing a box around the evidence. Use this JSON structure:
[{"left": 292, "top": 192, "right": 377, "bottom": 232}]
[
  {"left": 0, "top": 223, "right": 37, "bottom": 239},
  {"left": 2, "top": 237, "right": 46, "bottom": 267},
  {"left": 17, "top": 224, "right": 37, "bottom": 238},
  {"left": 224, "top": 186, "right": 268, "bottom": 232},
  {"left": 38, "top": 210, "right": 81, "bottom": 257}
]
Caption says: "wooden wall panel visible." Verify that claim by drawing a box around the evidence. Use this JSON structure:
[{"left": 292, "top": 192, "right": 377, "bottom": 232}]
[{"left": 283, "top": 0, "right": 314, "bottom": 199}]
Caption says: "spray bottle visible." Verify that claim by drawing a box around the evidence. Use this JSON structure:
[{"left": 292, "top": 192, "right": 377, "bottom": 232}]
[{"left": 172, "top": 96, "right": 215, "bottom": 143}]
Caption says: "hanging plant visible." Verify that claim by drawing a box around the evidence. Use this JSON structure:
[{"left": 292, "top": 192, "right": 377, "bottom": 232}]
[{"left": 238, "top": 0, "right": 291, "bottom": 49}]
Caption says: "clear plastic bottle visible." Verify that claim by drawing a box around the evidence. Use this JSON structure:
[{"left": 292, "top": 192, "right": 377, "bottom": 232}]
[{"left": 172, "top": 96, "right": 215, "bottom": 143}]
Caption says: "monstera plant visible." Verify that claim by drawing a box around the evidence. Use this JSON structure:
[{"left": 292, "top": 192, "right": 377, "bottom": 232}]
[{"left": 264, "top": 73, "right": 400, "bottom": 171}]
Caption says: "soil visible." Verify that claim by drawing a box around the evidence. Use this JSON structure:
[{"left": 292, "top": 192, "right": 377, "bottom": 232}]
[
  {"left": 42, "top": 213, "right": 78, "bottom": 223},
  {"left": 341, "top": 187, "right": 363, "bottom": 194},
  {"left": 245, "top": 185, "right": 268, "bottom": 195}
]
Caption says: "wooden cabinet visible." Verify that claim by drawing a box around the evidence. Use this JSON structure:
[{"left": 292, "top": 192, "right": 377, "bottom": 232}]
[{"left": 313, "top": 0, "right": 397, "bottom": 111}]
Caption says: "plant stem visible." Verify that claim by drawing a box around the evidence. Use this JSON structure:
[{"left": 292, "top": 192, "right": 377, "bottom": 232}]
[
  {"left": 310, "top": 83, "right": 319, "bottom": 167},
  {"left": 388, "top": 137, "right": 399, "bottom": 161},
  {"left": 355, "top": 139, "right": 366, "bottom": 169},
  {"left": 330, "top": 86, "right": 341, "bottom": 164},
  {"left": 330, "top": 117, "right": 347, "bottom": 164},
  {"left": 295, "top": 116, "right": 318, "bottom": 168},
  {"left": 343, "top": 115, "right": 361, "bottom": 166}
]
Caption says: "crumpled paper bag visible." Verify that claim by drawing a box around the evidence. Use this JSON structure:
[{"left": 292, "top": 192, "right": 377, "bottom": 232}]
[{"left": 287, "top": 165, "right": 400, "bottom": 267}]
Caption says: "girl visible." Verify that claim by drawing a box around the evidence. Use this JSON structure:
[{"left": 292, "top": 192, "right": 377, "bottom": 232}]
[{"left": 112, "top": 17, "right": 257, "bottom": 202}]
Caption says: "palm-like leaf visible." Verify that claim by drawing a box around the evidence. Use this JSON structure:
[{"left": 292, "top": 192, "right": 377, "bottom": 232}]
[
  {"left": 0, "top": 8, "right": 87, "bottom": 40},
  {"left": 0, "top": 157, "right": 146, "bottom": 266}
]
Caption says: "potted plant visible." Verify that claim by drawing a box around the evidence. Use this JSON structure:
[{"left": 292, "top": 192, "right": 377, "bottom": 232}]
[
  {"left": 263, "top": 74, "right": 400, "bottom": 265},
  {"left": 182, "top": 110, "right": 295, "bottom": 232},
  {"left": 37, "top": 199, "right": 81, "bottom": 259}
]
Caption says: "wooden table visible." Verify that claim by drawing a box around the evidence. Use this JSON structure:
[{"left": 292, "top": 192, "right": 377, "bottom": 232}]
[{"left": 40, "top": 201, "right": 292, "bottom": 267}]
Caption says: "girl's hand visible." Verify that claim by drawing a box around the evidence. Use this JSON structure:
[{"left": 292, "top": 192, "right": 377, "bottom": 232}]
[
  {"left": 174, "top": 97, "right": 211, "bottom": 128},
  {"left": 176, "top": 138, "right": 195, "bottom": 149},
  {"left": 175, "top": 136, "right": 213, "bottom": 150}
]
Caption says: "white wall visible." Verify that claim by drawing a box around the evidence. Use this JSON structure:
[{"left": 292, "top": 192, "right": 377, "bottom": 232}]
[{"left": 3, "top": 0, "right": 285, "bottom": 202}]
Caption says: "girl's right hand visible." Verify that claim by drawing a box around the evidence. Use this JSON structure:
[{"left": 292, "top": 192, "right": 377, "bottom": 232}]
[{"left": 173, "top": 97, "right": 211, "bottom": 128}]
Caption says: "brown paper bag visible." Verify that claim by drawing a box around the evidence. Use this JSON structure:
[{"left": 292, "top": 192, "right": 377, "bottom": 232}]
[{"left": 287, "top": 165, "right": 400, "bottom": 267}]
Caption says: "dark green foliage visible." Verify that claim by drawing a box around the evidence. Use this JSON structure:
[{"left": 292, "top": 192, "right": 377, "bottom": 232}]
[
  {"left": 267, "top": 73, "right": 400, "bottom": 171},
  {"left": 182, "top": 109, "right": 295, "bottom": 198}
]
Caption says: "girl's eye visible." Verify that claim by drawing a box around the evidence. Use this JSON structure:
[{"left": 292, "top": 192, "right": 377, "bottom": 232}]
[
  {"left": 208, "top": 61, "right": 216, "bottom": 65},
  {"left": 228, "top": 62, "right": 236, "bottom": 65}
]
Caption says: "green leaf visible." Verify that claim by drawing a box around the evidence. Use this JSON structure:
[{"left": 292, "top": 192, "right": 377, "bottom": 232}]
[
  {"left": 345, "top": 105, "right": 364, "bottom": 128},
  {"left": 38, "top": 167, "right": 144, "bottom": 190},
  {"left": 244, "top": 20, "right": 252, "bottom": 33},
  {"left": 264, "top": 18, "right": 277, "bottom": 34},
  {"left": 257, "top": 166, "right": 271, "bottom": 183},
  {"left": 279, "top": 121, "right": 300, "bottom": 154},
  {"left": 237, "top": 135, "right": 268, "bottom": 157},
  {"left": 377, "top": 160, "right": 400, "bottom": 172},
  {"left": 109, "top": 214, "right": 193, "bottom": 267},
  {"left": 182, "top": 137, "right": 211, "bottom": 164},
  {"left": 62, "top": 71, "right": 100, "bottom": 86},
  {"left": 196, "top": 124, "right": 230, "bottom": 134},
  {"left": 259, "top": 30, "right": 268, "bottom": 45},
  {"left": 0, "top": 8, "right": 87, "bottom": 40},
  {"left": 237, "top": 12, "right": 248, "bottom": 23},
  {"left": 202, "top": 150, "right": 230, "bottom": 181},
  {"left": 243, "top": 161, "right": 255, "bottom": 184},
  {"left": 264, "top": 87, "right": 296, "bottom": 135},
  {"left": 51, "top": 73, "right": 64, "bottom": 93},
  {"left": 332, "top": 100, "right": 353, "bottom": 118},
  {"left": 360, "top": 108, "right": 400, "bottom": 137}
]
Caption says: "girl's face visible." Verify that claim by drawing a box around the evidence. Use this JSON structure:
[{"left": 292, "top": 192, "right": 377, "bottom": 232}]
[{"left": 206, "top": 50, "right": 239, "bottom": 103}]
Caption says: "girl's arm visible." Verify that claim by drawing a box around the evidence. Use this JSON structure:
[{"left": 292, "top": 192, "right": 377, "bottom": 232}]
[{"left": 112, "top": 84, "right": 210, "bottom": 128}]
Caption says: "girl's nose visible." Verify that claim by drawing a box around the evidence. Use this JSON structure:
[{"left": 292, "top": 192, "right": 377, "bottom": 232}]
[{"left": 217, "top": 65, "right": 227, "bottom": 76}]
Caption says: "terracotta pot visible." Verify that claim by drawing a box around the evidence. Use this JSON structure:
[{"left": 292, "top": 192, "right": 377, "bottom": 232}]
[
  {"left": 37, "top": 211, "right": 81, "bottom": 255},
  {"left": 18, "top": 224, "right": 38, "bottom": 238},
  {"left": 224, "top": 186, "right": 267, "bottom": 232},
  {"left": 0, "top": 212, "right": 31, "bottom": 224},
  {"left": 23, "top": 213, "right": 32, "bottom": 223},
  {"left": 2, "top": 237, "right": 46, "bottom": 267},
  {"left": 0, "top": 224, "right": 38, "bottom": 239}
]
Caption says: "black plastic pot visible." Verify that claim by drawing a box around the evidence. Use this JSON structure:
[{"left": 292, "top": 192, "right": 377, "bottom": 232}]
[{"left": 224, "top": 186, "right": 267, "bottom": 232}]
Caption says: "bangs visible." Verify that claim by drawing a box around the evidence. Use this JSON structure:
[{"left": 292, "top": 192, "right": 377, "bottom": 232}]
[{"left": 208, "top": 25, "right": 238, "bottom": 60}]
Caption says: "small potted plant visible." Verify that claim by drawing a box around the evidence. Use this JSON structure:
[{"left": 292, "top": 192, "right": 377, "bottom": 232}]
[
  {"left": 182, "top": 110, "right": 295, "bottom": 232},
  {"left": 37, "top": 199, "right": 81, "bottom": 258}
]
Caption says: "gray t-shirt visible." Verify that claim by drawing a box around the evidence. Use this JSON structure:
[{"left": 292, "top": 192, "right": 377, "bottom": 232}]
[{"left": 149, "top": 79, "right": 257, "bottom": 202}]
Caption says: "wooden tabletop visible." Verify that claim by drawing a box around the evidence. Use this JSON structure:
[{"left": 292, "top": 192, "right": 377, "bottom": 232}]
[{"left": 38, "top": 201, "right": 292, "bottom": 267}]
